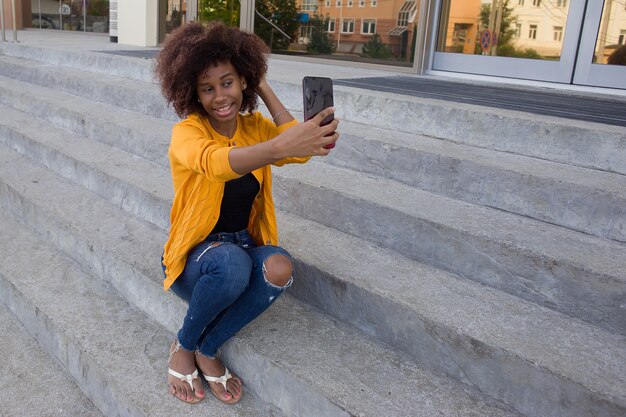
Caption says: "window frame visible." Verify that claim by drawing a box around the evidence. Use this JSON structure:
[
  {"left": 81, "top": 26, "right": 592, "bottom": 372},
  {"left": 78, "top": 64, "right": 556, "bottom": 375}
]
[
  {"left": 361, "top": 18, "right": 377, "bottom": 35},
  {"left": 341, "top": 18, "right": 355, "bottom": 34},
  {"left": 327, "top": 18, "right": 336, "bottom": 33}
]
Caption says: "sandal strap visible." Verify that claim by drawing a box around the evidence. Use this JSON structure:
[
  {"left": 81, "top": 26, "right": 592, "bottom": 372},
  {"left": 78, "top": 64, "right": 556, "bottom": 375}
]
[
  {"left": 168, "top": 368, "right": 199, "bottom": 392},
  {"left": 203, "top": 367, "right": 232, "bottom": 390}
]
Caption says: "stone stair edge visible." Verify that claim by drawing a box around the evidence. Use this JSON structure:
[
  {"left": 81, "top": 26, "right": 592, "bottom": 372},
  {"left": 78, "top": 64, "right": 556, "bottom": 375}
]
[
  {"left": 0, "top": 142, "right": 624, "bottom": 417},
  {"left": 2, "top": 115, "right": 625, "bottom": 365},
  {"left": 2, "top": 97, "right": 623, "bottom": 284},
  {"left": 0, "top": 41, "right": 156, "bottom": 82},
  {"left": 277, "top": 161, "right": 626, "bottom": 276},
  {"left": 0, "top": 42, "right": 621, "bottom": 129},
  {"left": 1, "top": 76, "right": 626, "bottom": 242},
  {"left": 3, "top": 72, "right": 626, "bottom": 249},
  {"left": 273, "top": 162, "right": 626, "bottom": 332},
  {"left": 0, "top": 68, "right": 623, "bottom": 187},
  {"left": 0, "top": 154, "right": 523, "bottom": 417},
  {"left": 1, "top": 46, "right": 624, "bottom": 141},
  {"left": 0, "top": 207, "right": 287, "bottom": 417},
  {"left": 3, "top": 68, "right": 622, "bottom": 188},
  {"left": 276, "top": 211, "right": 626, "bottom": 390},
  {"left": 0, "top": 302, "right": 104, "bottom": 417},
  {"left": 1, "top": 98, "right": 624, "bottom": 334}
]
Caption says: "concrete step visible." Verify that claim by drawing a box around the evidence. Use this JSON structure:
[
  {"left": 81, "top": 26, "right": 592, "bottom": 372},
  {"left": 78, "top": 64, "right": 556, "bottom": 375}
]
[
  {"left": 0, "top": 148, "right": 523, "bottom": 417},
  {"left": 273, "top": 160, "right": 626, "bottom": 333},
  {"left": 1, "top": 74, "right": 625, "bottom": 243},
  {"left": 0, "top": 208, "right": 284, "bottom": 417},
  {"left": 0, "top": 54, "right": 175, "bottom": 122},
  {"left": 0, "top": 50, "right": 625, "bottom": 175},
  {"left": 1, "top": 93, "right": 624, "bottom": 334},
  {"left": 0, "top": 102, "right": 172, "bottom": 230},
  {"left": 329, "top": 122, "right": 626, "bottom": 243},
  {"left": 0, "top": 140, "right": 623, "bottom": 417},
  {"left": 0, "top": 73, "right": 171, "bottom": 168},
  {"left": 0, "top": 303, "right": 103, "bottom": 417},
  {"left": 0, "top": 36, "right": 623, "bottom": 415}
]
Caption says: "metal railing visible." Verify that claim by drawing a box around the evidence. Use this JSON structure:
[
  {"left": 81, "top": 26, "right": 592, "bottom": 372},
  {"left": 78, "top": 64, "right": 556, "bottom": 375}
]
[
  {"left": 254, "top": 8, "right": 291, "bottom": 41},
  {"left": 0, "top": 0, "right": 18, "bottom": 42}
]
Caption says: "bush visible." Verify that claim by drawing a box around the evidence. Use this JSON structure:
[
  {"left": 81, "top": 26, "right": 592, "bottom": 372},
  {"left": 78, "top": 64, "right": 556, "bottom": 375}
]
[
  {"left": 362, "top": 33, "right": 391, "bottom": 59},
  {"left": 307, "top": 17, "right": 334, "bottom": 54}
]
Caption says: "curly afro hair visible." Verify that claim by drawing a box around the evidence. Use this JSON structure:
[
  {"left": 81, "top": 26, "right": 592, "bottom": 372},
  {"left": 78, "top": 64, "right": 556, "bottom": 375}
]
[{"left": 155, "top": 21, "right": 270, "bottom": 118}]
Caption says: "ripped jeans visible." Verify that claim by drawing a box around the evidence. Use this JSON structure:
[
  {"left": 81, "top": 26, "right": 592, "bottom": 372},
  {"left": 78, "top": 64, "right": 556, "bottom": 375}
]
[{"left": 166, "top": 230, "right": 293, "bottom": 357}]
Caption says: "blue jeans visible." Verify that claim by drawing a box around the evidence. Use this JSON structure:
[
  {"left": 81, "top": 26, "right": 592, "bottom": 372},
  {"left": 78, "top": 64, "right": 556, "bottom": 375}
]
[{"left": 164, "top": 230, "right": 293, "bottom": 357}]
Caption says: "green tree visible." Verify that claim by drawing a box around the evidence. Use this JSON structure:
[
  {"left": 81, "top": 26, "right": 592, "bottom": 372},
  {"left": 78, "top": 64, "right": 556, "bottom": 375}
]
[
  {"left": 476, "top": 0, "right": 541, "bottom": 58},
  {"left": 255, "top": 0, "right": 299, "bottom": 50},
  {"left": 197, "top": 0, "right": 240, "bottom": 27},
  {"left": 362, "top": 33, "right": 392, "bottom": 59},
  {"left": 87, "top": 0, "right": 108, "bottom": 16},
  {"left": 306, "top": 16, "right": 334, "bottom": 54}
]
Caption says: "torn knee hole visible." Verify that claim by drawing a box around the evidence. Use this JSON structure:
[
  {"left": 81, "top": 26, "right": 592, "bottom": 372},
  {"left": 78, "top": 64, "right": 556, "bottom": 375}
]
[{"left": 262, "top": 254, "right": 293, "bottom": 287}]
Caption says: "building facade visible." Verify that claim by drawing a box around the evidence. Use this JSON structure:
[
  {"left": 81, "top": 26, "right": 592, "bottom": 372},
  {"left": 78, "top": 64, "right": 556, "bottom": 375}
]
[{"left": 4, "top": 0, "right": 625, "bottom": 90}]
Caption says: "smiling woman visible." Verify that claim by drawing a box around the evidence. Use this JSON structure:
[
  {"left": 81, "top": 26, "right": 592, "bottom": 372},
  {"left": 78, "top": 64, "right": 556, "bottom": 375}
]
[{"left": 154, "top": 21, "right": 339, "bottom": 406}]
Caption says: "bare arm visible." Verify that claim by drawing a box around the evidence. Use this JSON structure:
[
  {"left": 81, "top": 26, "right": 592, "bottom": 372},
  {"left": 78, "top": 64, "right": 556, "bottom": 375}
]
[
  {"left": 228, "top": 79, "right": 339, "bottom": 175},
  {"left": 256, "top": 78, "right": 294, "bottom": 126}
]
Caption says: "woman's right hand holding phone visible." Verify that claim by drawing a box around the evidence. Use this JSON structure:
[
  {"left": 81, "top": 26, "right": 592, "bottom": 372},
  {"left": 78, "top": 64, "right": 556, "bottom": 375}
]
[{"left": 273, "top": 107, "right": 339, "bottom": 158}]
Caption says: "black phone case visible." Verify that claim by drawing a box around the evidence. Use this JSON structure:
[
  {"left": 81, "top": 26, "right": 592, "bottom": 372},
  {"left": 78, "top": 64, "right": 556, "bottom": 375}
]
[{"left": 303, "top": 76, "right": 334, "bottom": 126}]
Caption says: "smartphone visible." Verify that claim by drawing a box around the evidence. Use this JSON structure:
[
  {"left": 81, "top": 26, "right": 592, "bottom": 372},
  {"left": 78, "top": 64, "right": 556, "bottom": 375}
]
[{"left": 303, "top": 76, "right": 335, "bottom": 149}]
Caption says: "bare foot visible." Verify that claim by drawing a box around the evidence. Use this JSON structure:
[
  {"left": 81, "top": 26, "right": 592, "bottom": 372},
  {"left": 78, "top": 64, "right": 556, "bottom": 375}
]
[
  {"left": 195, "top": 352, "right": 243, "bottom": 404},
  {"left": 167, "top": 341, "right": 205, "bottom": 403}
]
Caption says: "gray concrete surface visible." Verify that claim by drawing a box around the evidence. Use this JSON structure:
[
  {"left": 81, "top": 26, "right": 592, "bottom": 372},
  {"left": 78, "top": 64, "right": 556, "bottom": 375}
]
[
  {"left": 327, "top": 125, "right": 626, "bottom": 242},
  {"left": 1, "top": 29, "right": 625, "bottom": 417},
  {"left": 0, "top": 207, "right": 286, "bottom": 417},
  {"left": 2, "top": 35, "right": 626, "bottom": 175},
  {"left": 273, "top": 160, "right": 626, "bottom": 333},
  {"left": 1, "top": 84, "right": 624, "bottom": 333},
  {"left": 0, "top": 304, "right": 103, "bottom": 417},
  {"left": 1, "top": 73, "right": 625, "bottom": 242},
  {"left": 0, "top": 152, "right": 525, "bottom": 417},
  {"left": 0, "top": 138, "right": 624, "bottom": 417}
]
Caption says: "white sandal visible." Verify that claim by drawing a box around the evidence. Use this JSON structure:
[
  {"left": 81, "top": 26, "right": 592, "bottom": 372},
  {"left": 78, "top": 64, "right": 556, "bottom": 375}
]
[
  {"left": 203, "top": 366, "right": 242, "bottom": 405},
  {"left": 168, "top": 341, "right": 202, "bottom": 404}
]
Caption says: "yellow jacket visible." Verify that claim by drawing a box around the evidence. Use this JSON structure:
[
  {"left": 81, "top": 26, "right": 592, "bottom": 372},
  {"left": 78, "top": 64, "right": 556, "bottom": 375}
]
[{"left": 162, "top": 112, "right": 309, "bottom": 290}]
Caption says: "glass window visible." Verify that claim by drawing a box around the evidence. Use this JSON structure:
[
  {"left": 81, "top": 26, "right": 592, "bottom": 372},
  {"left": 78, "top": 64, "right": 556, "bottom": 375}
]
[
  {"left": 397, "top": 1, "right": 416, "bottom": 27},
  {"left": 327, "top": 18, "right": 336, "bottom": 33},
  {"left": 300, "top": 24, "right": 313, "bottom": 39},
  {"left": 593, "top": 2, "right": 626, "bottom": 65},
  {"left": 437, "top": 0, "right": 569, "bottom": 60},
  {"left": 253, "top": 0, "right": 417, "bottom": 66},
  {"left": 556, "top": 0, "right": 567, "bottom": 7},
  {"left": 341, "top": 18, "right": 355, "bottom": 33},
  {"left": 31, "top": 0, "right": 109, "bottom": 33},
  {"left": 553, "top": 26, "right": 563, "bottom": 41},
  {"left": 533, "top": 0, "right": 541, "bottom": 7},
  {"left": 362, "top": 19, "right": 376, "bottom": 35},
  {"left": 301, "top": 0, "right": 317, "bottom": 12}
]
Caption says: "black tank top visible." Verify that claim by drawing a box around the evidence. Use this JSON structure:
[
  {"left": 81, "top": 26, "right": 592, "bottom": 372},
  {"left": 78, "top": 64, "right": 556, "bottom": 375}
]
[{"left": 210, "top": 173, "right": 260, "bottom": 234}]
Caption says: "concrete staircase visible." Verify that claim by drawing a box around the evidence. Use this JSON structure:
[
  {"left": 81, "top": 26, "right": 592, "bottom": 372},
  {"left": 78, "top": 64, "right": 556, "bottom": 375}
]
[{"left": 0, "top": 38, "right": 624, "bottom": 417}]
